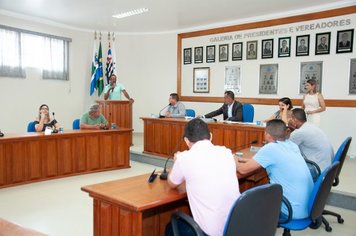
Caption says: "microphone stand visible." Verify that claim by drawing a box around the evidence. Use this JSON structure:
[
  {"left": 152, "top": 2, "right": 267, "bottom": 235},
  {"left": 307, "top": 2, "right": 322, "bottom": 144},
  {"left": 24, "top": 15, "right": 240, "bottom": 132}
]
[
  {"left": 158, "top": 104, "right": 170, "bottom": 118},
  {"left": 160, "top": 138, "right": 185, "bottom": 180},
  {"left": 52, "top": 112, "right": 58, "bottom": 133}
]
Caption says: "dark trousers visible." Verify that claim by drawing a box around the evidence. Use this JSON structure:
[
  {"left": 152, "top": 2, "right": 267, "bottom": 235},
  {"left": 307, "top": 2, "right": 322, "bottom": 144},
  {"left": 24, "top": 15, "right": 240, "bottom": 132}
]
[{"left": 165, "top": 221, "right": 208, "bottom": 236}]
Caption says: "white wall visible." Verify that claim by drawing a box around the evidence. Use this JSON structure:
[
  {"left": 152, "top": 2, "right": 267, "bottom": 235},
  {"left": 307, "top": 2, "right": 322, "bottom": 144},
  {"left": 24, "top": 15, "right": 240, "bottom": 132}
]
[
  {"left": 0, "top": 13, "right": 355, "bottom": 158},
  {"left": 0, "top": 14, "right": 92, "bottom": 132}
]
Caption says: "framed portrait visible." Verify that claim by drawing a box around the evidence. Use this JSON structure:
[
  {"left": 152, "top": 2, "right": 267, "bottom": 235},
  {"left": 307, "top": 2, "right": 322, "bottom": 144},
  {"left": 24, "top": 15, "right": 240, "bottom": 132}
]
[
  {"left": 193, "top": 67, "right": 210, "bottom": 93},
  {"left": 336, "top": 29, "right": 354, "bottom": 54},
  {"left": 349, "top": 59, "right": 356, "bottom": 94},
  {"left": 219, "top": 44, "right": 229, "bottom": 62},
  {"left": 259, "top": 64, "right": 278, "bottom": 94},
  {"left": 232, "top": 42, "right": 243, "bottom": 61},
  {"left": 183, "top": 48, "right": 192, "bottom": 64},
  {"left": 315, "top": 32, "right": 330, "bottom": 55},
  {"left": 206, "top": 45, "right": 215, "bottom": 63},
  {"left": 296, "top": 35, "right": 310, "bottom": 56},
  {"left": 278, "top": 37, "right": 291, "bottom": 57},
  {"left": 194, "top": 47, "right": 203, "bottom": 63},
  {"left": 246, "top": 40, "right": 257, "bottom": 60},
  {"left": 262, "top": 39, "right": 273, "bottom": 59},
  {"left": 300, "top": 61, "right": 323, "bottom": 94},
  {"left": 224, "top": 66, "right": 241, "bottom": 94}
]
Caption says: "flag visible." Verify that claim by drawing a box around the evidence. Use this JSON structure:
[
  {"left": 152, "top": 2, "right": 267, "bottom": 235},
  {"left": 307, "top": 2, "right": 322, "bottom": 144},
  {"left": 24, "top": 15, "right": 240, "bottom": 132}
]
[
  {"left": 106, "top": 41, "right": 116, "bottom": 84},
  {"left": 95, "top": 41, "right": 104, "bottom": 96},
  {"left": 90, "top": 41, "right": 98, "bottom": 96}
]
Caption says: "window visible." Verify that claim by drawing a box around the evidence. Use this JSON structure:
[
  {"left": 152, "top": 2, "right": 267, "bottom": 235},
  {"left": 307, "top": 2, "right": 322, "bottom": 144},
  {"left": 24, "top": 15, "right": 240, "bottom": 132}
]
[{"left": 0, "top": 25, "right": 71, "bottom": 80}]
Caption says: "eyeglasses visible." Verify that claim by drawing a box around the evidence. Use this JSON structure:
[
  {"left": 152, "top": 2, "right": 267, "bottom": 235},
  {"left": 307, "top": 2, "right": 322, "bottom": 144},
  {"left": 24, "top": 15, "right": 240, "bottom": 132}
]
[{"left": 41, "top": 107, "right": 49, "bottom": 110}]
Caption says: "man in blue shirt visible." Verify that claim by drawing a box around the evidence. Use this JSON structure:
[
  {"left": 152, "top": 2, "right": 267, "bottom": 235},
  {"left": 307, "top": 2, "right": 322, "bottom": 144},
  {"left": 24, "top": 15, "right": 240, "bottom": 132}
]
[{"left": 237, "top": 119, "right": 313, "bottom": 220}]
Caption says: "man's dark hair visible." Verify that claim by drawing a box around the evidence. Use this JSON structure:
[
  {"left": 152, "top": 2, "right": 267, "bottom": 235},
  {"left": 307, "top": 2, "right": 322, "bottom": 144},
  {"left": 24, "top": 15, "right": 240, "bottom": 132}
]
[
  {"left": 170, "top": 93, "right": 179, "bottom": 101},
  {"left": 224, "top": 90, "right": 235, "bottom": 100},
  {"left": 183, "top": 118, "right": 211, "bottom": 143},
  {"left": 265, "top": 119, "right": 287, "bottom": 141},
  {"left": 292, "top": 108, "right": 307, "bottom": 122}
]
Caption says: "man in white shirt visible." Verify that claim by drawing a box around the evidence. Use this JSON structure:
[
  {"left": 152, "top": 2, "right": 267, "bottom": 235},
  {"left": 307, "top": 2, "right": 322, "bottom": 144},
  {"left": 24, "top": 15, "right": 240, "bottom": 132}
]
[
  {"left": 289, "top": 108, "right": 334, "bottom": 171},
  {"left": 166, "top": 118, "right": 240, "bottom": 236}
]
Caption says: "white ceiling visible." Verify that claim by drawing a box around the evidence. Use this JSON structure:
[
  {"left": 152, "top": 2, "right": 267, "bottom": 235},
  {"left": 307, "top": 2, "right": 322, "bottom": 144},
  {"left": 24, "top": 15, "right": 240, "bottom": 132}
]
[{"left": 0, "top": 0, "right": 354, "bottom": 33}]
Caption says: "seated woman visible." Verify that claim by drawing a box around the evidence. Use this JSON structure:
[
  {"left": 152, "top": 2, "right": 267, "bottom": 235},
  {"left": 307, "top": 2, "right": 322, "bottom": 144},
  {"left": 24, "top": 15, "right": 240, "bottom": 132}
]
[
  {"left": 264, "top": 97, "right": 293, "bottom": 124},
  {"left": 34, "top": 104, "right": 60, "bottom": 132}
]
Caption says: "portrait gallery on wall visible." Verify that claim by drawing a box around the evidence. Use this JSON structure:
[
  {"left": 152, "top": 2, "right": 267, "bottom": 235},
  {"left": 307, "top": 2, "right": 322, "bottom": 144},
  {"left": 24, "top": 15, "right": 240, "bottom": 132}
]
[{"left": 180, "top": 10, "right": 355, "bottom": 99}]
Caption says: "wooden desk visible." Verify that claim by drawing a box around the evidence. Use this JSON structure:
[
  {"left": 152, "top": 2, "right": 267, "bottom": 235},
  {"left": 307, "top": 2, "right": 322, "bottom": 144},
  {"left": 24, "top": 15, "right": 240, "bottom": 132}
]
[
  {"left": 82, "top": 148, "right": 268, "bottom": 236},
  {"left": 141, "top": 117, "right": 265, "bottom": 157},
  {"left": 0, "top": 129, "right": 132, "bottom": 188}
]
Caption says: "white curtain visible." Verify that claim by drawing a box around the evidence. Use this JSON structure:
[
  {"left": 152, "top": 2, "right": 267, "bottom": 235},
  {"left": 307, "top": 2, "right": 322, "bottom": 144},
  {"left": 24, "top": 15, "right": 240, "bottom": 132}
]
[
  {"left": 0, "top": 28, "right": 26, "bottom": 78},
  {"left": 42, "top": 37, "right": 69, "bottom": 80}
]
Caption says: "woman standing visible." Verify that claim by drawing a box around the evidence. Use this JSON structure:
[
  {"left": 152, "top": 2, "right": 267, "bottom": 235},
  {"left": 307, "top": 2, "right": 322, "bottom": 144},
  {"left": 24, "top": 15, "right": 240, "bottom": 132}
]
[
  {"left": 302, "top": 79, "right": 326, "bottom": 126},
  {"left": 34, "top": 104, "right": 60, "bottom": 132}
]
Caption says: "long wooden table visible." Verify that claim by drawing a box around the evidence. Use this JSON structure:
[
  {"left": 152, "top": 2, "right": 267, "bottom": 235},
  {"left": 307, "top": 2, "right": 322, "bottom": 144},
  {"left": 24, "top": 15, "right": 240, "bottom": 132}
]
[
  {"left": 141, "top": 117, "right": 265, "bottom": 157},
  {"left": 0, "top": 129, "right": 132, "bottom": 188},
  {"left": 82, "top": 148, "right": 268, "bottom": 236}
]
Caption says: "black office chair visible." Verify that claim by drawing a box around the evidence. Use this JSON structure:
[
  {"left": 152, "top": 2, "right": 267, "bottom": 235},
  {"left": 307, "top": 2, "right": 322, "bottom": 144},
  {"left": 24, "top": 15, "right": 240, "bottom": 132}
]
[
  {"left": 279, "top": 162, "right": 340, "bottom": 236},
  {"left": 171, "top": 211, "right": 206, "bottom": 236},
  {"left": 169, "top": 184, "right": 283, "bottom": 236},
  {"left": 321, "top": 137, "right": 352, "bottom": 231}
]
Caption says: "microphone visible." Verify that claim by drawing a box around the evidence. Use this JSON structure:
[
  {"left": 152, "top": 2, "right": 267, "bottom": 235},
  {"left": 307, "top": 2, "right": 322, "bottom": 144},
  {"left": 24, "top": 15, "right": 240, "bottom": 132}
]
[
  {"left": 158, "top": 104, "right": 170, "bottom": 118},
  {"left": 52, "top": 112, "right": 58, "bottom": 133},
  {"left": 148, "top": 168, "right": 158, "bottom": 183},
  {"left": 160, "top": 137, "right": 185, "bottom": 180},
  {"left": 231, "top": 140, "right": 258, "bottom": 152}
]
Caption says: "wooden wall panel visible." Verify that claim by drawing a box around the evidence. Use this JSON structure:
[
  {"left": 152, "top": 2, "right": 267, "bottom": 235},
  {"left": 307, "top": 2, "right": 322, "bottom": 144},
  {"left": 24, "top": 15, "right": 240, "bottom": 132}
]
[
  {"left": 57, "top": 138, "right": 73, "bottom": 175},
  {"left": 223, "top": 129, "right": 236, "bottom": 151},
  {"left": 86, "top": 136, "right": 100, "bottom": 171},
  {"left": 144, "top": 121, "right": 155, "bottom": 153},
  {"left": 73, "top": 136, "right": 87, "bottom": 172},
  {"left": 0, "top": 144, "right": 6, "bottom": 185},
  {"left": 42, "top": 139, "right": 58, "bottom": 178},
  {"left": 120, "top": 208, "right": 133, "bottom": 236},
  {"left": 100, "top": 134, "right": 113, "bottom": 168},
  {"left": 210, "top": 127, "right": 224, "bottom": 146},
  {"left": 115, "top": 133, "right": 130, "bottom": 167},
  {"left": 99, "top": 201, "right": 113, "bottom": 236},
  {"left": 9, "top": 142, "right": 27, "bottom": 183},
  {"left": 27, "top": 140, "right": 42, "bottom": 180}
]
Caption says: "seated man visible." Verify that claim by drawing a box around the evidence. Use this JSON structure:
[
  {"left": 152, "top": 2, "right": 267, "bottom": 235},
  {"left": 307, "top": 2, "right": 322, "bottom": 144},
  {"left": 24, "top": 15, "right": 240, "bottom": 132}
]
[
  {"left": 237, "top": 119, "right": 313, "bottom": 220},
  {"left": 80, "top": 104, "right": 108, "bottom": 130},
  {"left": 167, "top": 118, "right": 240, "bottom": 236},
  {"left": 165, "top": 93, "right": 186, "bottom": 118},
  {"left": 204, "top": 90, "right": 243, "bottom": 121},
  {"left": 289, "top": 108, "right": 334, "bottom": 171}
]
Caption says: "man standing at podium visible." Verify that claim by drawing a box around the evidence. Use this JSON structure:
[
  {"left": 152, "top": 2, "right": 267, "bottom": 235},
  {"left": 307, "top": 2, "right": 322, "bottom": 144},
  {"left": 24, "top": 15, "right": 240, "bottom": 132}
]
[{"left": 103, "top": 74, "right": 134, "bottom": 102}]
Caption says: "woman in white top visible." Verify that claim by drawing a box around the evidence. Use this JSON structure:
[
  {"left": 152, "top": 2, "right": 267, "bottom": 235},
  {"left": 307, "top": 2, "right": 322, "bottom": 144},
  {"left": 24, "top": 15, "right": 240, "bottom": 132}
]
[{"left": 302, "top": 79, "right": 326, "bottom": 126}]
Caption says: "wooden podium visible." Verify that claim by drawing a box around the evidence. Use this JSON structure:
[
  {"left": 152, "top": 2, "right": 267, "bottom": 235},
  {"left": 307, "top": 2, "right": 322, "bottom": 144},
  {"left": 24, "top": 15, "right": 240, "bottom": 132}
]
[{"left": 97, "top": 100, "right": 133, "bottom": 143}]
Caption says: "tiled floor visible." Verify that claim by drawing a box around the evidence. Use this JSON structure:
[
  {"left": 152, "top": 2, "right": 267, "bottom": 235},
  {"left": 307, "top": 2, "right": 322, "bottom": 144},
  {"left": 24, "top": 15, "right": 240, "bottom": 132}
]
[{"left": 0, "top": 133, "right": 355, "bottom": 236}]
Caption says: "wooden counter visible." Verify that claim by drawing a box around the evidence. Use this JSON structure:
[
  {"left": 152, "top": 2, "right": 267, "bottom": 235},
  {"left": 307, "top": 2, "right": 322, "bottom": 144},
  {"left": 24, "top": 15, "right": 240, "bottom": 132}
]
[{"left": 0, "top": 129, "right": 132, "bottom": 188}]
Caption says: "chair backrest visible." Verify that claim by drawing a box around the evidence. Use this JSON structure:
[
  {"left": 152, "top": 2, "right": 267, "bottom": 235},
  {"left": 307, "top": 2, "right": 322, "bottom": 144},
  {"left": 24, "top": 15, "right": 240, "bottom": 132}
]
[
  {"left": 72, "top": 119, "right": 80, "bottom": 130},
  {"left": 305, "top": 159, "right": 321, "bottom": 182},
  {"left": 27, "top": 121, "right": 36, "bottom": 132},
  {"left": 223, "top": 184, "right": 282, "bottom": 236},
  {"left": 332, "top": 137, "right": 352, "bottom": 186},
  {"left": 171, "top": 211, "right": 206, "bottom": 236},
  {"left": 185, "top": 109, "right": 196, "bottom": 117},
  {"left": 242, "top": 104, "right": 254, "bottom": 122},
  {"left": 308, "top": 162, "right": 340, "bottom": 220}
]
